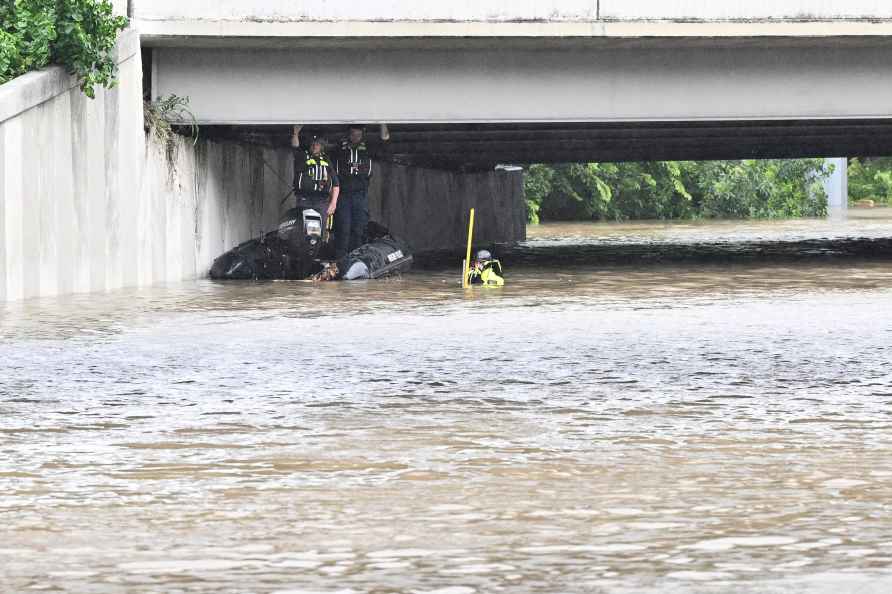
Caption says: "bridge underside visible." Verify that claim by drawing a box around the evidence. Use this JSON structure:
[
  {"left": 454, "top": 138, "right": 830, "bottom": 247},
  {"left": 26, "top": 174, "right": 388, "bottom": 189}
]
[
  {"left": 201, "top": 120, "right": 892, "bottom": 171},
  {"left": 148, "top": 37, "right": 892, "bottom": 170}
]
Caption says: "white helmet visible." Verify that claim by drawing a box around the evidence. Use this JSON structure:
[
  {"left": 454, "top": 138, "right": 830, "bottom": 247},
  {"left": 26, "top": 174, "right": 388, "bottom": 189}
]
[{"left": 476, "top": 249, "right": 492, "bottom": 261}]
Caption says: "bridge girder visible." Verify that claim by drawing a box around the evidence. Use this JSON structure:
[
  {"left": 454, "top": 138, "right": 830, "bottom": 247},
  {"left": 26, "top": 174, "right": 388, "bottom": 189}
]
[
  {"left": 200, "top": 121, "right": 892, "bottom": 171},
  {"left": 147, "top": 35, "right": 892, "bottom": 169}
]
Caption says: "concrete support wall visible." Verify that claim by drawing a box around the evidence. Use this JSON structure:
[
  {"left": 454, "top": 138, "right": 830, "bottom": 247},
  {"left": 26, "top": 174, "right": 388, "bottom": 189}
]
[
  {"left": 138, "top": 138, "right": 526, "bottom": 280},
  {"left": 0, "top": 31, "right": 144, "bottom": 301},
  {"left": 134, "top": 137, "right": 294, "bottom": 288},
  {"left": 146, "top": 138, "right": 526, "bottom": 269},
  {"left": 369, "top": 163, "right": 526, "bottom": 252}
]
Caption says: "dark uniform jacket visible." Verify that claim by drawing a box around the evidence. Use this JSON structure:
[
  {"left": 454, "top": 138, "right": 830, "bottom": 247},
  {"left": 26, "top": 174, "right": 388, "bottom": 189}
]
[
  {"left": 333, "top": 140, "right": 373, "bottom": 193},
  {"left": 293, "top": 149, "right": 339, "bottom": 200}
]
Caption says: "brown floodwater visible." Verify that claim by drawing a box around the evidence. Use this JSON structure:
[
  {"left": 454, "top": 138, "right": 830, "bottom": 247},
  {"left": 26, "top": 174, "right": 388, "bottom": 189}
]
[{"left": 2, "top": 213, "right": 892, "bottom": 593}]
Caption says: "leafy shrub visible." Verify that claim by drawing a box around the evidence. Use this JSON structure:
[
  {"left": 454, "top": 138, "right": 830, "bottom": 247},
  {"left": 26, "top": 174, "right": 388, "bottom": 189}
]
[
  {"left": 525, "top": 159, "right": 830, "bottom": 223},
  {"left": 848, "top": 157, "right": 892, "bottom": 205},
  {"left": 522, "top": 164, "right": 552, "bottom": 224},
  {"left": 0, "top": 0, "right": 56, "bottom": 82},
  {"left": 693, "top": 159, "right": 829, "bottom": 219},
  {"left": 0, "top": 0, "right": 128, "bottom": 98}
]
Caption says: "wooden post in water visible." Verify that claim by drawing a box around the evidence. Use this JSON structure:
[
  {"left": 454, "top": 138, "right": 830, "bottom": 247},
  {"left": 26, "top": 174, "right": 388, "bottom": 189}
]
[{"left": 462, "top": 208, "right": 475, "bottom": 288}]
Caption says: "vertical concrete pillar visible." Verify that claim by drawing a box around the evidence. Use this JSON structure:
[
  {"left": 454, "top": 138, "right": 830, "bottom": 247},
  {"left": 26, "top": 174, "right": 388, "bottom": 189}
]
[{"left": 824, "top": 157, "right": 848, "bottom": 219}]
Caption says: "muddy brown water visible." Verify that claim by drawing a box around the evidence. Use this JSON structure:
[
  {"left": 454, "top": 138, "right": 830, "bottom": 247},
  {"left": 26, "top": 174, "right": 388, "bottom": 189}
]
[{"left": 2, "top": 212, "right": 892, "bottom": 593}]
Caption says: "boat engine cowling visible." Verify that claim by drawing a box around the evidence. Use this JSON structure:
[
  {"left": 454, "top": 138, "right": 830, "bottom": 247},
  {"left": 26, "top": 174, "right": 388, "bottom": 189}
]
[
  {"left": 301, "top": 208, "right": 324, "bottom": 258},
  {"left": 277, "top": 207, "right": 326, "bottom": 267}
]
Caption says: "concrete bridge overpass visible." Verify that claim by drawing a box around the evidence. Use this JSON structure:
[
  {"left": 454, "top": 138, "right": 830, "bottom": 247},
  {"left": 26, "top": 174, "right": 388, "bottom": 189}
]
[{"left": 133, "top": 1, "right": 892, "bottom": 171}]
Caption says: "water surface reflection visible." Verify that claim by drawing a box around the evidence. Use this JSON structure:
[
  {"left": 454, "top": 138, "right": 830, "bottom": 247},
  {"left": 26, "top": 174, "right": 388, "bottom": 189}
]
[{"left": 2, "top": 216, "right": 892, "bottom": 593}]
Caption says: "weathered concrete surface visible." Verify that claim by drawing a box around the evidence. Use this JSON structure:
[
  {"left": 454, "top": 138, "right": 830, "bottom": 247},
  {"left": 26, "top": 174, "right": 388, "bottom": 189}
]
[
  {"left": 132, "top": 0, "right": 892, "bottom": 22},
  {"left": 0, "top": 68, "right": 73, "bottom": 124},
  {"left": 152, "top": 44, "right": 892, "bottom": 125},
  {"left": 137, "top": 137, "right": 298, "bottom": 283},
  {"left": 369, "top": 163, "right": 526, "bottom": 252},
  {"left": 134, "top": 0, "right": 892, "bottom": 42},
  {"left": 601, "top": 1, "right": 892, "bottom": 21},
  {"left": 132, "top": 0, "right": 595, "bottom": 22},
  {"left": 137, "top": 20, "right": 892, "bottom": 43},
  {"left": 155, "top": 139, "right": 526, "bottom": 269}
]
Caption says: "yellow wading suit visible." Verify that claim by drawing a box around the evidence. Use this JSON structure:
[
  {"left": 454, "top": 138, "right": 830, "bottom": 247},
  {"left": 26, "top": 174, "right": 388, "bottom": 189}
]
[{"left": 468, "top": 259, "right": 505, "bottom": 287}]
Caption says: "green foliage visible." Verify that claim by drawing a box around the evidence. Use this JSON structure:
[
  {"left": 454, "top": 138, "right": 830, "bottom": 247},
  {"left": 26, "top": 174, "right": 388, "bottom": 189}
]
[
  {"left": 848, "top": 157, "right": 892, "bottom": 205},
  {"left": 525, "top": 159, "right": 830, "bottom": 223},
  {"left": 144, "top": 94, "right": 199, "bottom": 168},
  {"left": 0, "top": 0, "right": 128, "bottom": 98},
  {"left": 54, "top": 0, "right": 129, "bottom": 98},
  {"left": 523, "top": 163, "right": 552, "bottom": 224},
  {"left": 0, "top": 0, "right": 56, "bottom": 83},
  {"left": 693, "top": 159, "right": 829, "bottom": 219}
]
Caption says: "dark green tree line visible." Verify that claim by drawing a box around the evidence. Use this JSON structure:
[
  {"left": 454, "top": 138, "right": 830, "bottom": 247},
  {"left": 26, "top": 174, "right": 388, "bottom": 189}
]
[
  {"left": 524, "top": 159, "right": 833, "bottom": 223},
  {"left": 848, "top": 157, "right": 892, "bottom": 206}
]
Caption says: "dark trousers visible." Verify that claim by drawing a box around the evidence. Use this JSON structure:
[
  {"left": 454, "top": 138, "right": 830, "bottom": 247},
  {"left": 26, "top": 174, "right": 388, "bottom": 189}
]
[{"left": 334, "top": 188, "right": 369, "bottom": 259}]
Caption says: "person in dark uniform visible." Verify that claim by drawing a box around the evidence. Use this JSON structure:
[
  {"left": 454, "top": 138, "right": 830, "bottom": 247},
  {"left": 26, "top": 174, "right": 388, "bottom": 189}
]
[
  {"left": 332, "top": 124, "right": 373, "bottom": 259},
  {"left": 291, "top": 126, "right": 340, "bottom": 220}
]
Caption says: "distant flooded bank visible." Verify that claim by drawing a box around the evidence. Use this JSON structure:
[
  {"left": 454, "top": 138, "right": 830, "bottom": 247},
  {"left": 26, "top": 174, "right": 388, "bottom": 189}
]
[
  {"left": 417, "top": 209, "right": 892, "bottom": 270},
  {"left": 525, "top": 207, "right": 892, "bottom": 245}
]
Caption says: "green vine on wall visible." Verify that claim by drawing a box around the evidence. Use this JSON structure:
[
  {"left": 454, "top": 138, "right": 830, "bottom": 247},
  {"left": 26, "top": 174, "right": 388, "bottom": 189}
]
[
  {"left": 144, "top": 94, "right": 199, "bottom": 172},
  {"left": 0, "top": 0, "right": 128, "bottom": 98}
]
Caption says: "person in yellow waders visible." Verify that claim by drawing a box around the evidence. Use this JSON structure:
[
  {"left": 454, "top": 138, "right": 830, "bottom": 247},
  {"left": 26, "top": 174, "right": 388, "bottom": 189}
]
[{"left": 467, "top": 250, "right": 505, "bottom": 287}]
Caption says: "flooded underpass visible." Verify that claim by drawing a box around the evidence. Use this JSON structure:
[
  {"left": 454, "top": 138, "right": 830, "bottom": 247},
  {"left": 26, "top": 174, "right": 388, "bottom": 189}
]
[{"left": 2, "top": 212, "right": 892, "bottom": 594}]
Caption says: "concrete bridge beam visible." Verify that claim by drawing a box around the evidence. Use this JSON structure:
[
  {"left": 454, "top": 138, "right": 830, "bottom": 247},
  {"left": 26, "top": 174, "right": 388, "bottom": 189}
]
[
  {"left": 149, "top": 41, "right": 892, "bottom": 126},
  {"left": 825, "top": 158, "right": 849, "bottom": 216},
  {"left": 132, "top": 0, "right": 892, "bottom": 24}
]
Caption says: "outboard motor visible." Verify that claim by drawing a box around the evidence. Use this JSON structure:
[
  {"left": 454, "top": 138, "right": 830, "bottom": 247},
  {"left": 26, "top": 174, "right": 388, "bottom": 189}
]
[
  {"left": 278, "top": 208, "right": 325, "bottom": 257},
  {"left": 210, "top": 207, "right": 328, "bottom": 280},
  {"left": 301, "top": 208, "right": 324, "bottom": 258}
]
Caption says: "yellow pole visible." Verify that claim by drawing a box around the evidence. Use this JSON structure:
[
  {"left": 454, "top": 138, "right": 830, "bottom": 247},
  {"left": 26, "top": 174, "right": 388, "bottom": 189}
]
[{"left": 462, "top": 208, "right": 475, "bottom": 288}]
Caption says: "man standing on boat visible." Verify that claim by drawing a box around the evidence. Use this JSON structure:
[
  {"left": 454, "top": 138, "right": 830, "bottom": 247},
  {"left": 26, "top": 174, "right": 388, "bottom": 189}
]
[
  {"left": 291, "top": 126, "right": 340, "bottom": 221},
  {"left": 332, "top": 124, "right": 373, "bottom": 259}
]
